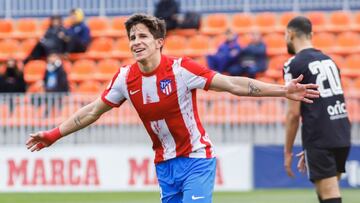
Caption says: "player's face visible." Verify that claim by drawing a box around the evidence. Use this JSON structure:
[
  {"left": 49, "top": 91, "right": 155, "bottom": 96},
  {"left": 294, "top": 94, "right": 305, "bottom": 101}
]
[
  {"left": 285, "top": 29, "right": 296, "bottom": 55},
  {"left": 129, "top": 23, "right": 163, "bottom": 62}
]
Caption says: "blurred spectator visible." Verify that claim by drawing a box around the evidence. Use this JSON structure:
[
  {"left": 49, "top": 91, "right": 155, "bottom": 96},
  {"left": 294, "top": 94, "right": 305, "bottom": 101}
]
[
  {"left": 30, "top": 53, "right": 69, "bottom": 116},
  {"left": 238, "top": 32, "right": 267, "bottom": 78},
  {"left": 206, "top": 29, "right": 242, "bottom": 74},
  {"left": 59, "top": 8, "right": 91, "bottom": 53},
  {"left": 24, "top": 15, "right": 67, "bottom": 64},
  {"left": 43, "top": 53, "right": 69, "bottom": 93},
  {"left": 154, "top": 0, "right": 180, "bottom": 31},
  {"left": 0, "top": 58, "right": 26, "bottom": 93},
  {"left": 178, "top": 11, "right": 201, "bottom": 30},
  {"left": 0, "top": 59, "right": 27, "bottom": 113}
]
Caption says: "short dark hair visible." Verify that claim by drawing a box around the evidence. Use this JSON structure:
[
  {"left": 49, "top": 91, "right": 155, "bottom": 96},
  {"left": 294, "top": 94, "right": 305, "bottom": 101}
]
[
  {"left": 125, "top": 13, "right": 166, "bottom": 39},
  {"left": 287, "top": 16, "right": 312, "bottom": 37}
]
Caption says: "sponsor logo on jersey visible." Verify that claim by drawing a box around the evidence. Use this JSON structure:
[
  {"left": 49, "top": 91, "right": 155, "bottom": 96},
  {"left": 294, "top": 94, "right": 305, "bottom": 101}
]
[
  {"left": 327, "top": 100, "right": 348, "bottom": 120},
  {"left": 160, "top": 79, "right": 172, "bottom": 95}
]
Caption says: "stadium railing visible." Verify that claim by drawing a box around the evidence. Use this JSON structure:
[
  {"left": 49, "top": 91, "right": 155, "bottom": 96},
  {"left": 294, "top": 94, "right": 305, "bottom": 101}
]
[{"left": 0, "top": 92, "right": 359, "bottom": 146}]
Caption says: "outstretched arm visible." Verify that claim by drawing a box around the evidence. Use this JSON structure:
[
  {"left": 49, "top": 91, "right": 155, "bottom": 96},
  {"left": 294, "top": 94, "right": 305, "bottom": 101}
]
[
  {"left": 26, "top": 97, "right": 112, "bottom": 151},
  {"left": 209, "top": 74, "right": 319, "bottom": 103}
]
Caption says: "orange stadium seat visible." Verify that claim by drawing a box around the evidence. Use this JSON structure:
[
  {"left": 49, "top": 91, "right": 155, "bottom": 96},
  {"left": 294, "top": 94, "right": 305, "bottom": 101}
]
[
  {"left": 27, "top": 82, "right": 44, "bottom": 93},
  {"left": 186, "top": 35, "right": 210, "bottom": 57},
  {"left": 14, "top": 18, "right": 39, "bottom": 39},
  {"left": 39, "top": 18, "right": 50, "bottom": 33},
  {"left": 268, "top": 55, "right": 289, "bottom": 70},
  {"left": 111, "top": 38, "right": 132, "bottom": 59},
  {"left": 306, "top": 12, "right": 327, "bottom": 32},
  {"left": 62, "top": 60, "right": 72, "bottom": 74},
  {"left": 200, "top": 14, "right": 228, "bottom": 35},
  {"left": 328, "top": 54, "right": 345, "bottom": 69},
  {"left": 342, "top": 54, "right": 360, "bottom": 78},
  {"left": 0, "top": 39, "right": 20, "bottom": 60},
  {"left": 312, "top": 32, "right": 336, "bottom": 53},
  {"left": 279, "top": 12, "right": 299, "bottom": 30},
  {"left": 87, "top": 17, "right": 110, "bottom": 38},
  {"left": 95, "top": 59, "right": 120, "bottom": 82},
  {"left": 340, "top": 76, "right": 353, "bottom": 93},
  {"left": 163, "top": 35, "right": 187, "bottom": 57},
  {"left": 23, "top": 60, "right": 46, "bottom": 83},
  {"left": 18, "top": 38, "right": 37, "bottom": 60},
  {"left": 86, "top": 37, "right": 114, "bottom": 59},
  {"left": 254, "top": 12, "right": 278, "bottom": 33},
  {"left": 69, "top": 59, "right": 96, "bottom": 82},
  {"left": 73, "top": 81, "right": 102, "bottom": 93},
  {"left": 231, "top": 13, "right": 254, "bottom": 34},
  {"left": 265, "top": 55, "right": 289, "bottom": 80},
  {"left": 0, "top": 19, "right": 14, "bottom": 39},
  {"left": 353, "top": 11, "right": 360, "bottom": 31},
  {"left": 328, "top": 11, "right": 352, "bottom": 32},
  {"left": 263, "top": 33, "right": 287, "bottom": 56},
  {"left": 334, "top": 32, "right": 360, "bottom": 55},
  {"left": 109, "top": 16, "right": 128, "bottom": 37}
]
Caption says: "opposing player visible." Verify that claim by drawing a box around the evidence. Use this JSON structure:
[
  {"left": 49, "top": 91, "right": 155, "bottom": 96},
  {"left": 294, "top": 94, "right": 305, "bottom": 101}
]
[
  {"left": 283, "top": 16, "right": 351, "bottom": 203},
  {"left": 26, "top": 14, "right": 319, "bottom": 203}
]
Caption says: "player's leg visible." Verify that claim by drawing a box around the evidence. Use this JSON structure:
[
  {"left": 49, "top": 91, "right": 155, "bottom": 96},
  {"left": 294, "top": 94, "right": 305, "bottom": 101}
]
[
  {"left": 156, "top": 160, "right": 183, "bottom": 203},
  {"left": 304, "top": 148, "right": 341, "bottom": 203},
  {"left": 182, "top": 158, "right": 216, "bottom": 203}
]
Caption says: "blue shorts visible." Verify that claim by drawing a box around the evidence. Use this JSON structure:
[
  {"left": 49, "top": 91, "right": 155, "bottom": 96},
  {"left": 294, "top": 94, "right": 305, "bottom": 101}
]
[{"left": 155, "top": 157, "right": 216, "bottom": 203}]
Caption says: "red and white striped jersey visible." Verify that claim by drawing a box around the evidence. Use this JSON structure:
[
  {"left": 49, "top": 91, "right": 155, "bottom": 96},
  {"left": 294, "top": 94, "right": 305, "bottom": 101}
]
[{"left": 102, "top": 55, "right": 216, "bottom": 163}]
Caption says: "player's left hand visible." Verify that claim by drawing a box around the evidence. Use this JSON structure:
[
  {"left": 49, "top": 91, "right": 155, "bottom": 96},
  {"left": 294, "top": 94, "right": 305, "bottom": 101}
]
[{"left": 285, "top": 74, "right": 319, "bottom": 103}]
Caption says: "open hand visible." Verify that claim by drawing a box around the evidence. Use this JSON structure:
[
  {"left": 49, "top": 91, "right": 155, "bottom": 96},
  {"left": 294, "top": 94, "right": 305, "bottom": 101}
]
[
  {"left": 26, "top": 132, "right": 50, "bottom": 152},
  {"left": 285, "top": 74, "right": 319, "bottom": 103}
]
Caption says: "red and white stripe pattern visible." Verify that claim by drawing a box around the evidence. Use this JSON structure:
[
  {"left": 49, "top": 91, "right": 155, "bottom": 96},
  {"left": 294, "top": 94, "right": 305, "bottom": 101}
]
[{"left": 102, "top": 55, "right": 216, "bottom": 163}]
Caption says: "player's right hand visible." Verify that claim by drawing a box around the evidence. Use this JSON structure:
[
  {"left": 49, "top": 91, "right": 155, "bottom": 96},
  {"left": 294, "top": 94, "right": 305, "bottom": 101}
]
[
  {"left": 284, "top": 152, "right": 295, "bottom": 177},
  {"left": 26, "top": 128, "right": 61, "bottom": 152}
]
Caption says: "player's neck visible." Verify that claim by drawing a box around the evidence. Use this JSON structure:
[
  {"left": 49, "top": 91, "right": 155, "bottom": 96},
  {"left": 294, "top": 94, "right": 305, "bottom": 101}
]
[
  {"left": 137, "top": 52, "right": 162, "bottom": 73},
  {"left": 295, "top": 41, "right": 313, "bottom": 54}
]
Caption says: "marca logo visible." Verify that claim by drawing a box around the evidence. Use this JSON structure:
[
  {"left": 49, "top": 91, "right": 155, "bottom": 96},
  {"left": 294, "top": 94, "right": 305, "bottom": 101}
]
[
  {"left": 7, "top": 158, "right": 100, "bottom": 186},
  {"left": 327, "top": 100, "right": 348, "bottom": 120}
]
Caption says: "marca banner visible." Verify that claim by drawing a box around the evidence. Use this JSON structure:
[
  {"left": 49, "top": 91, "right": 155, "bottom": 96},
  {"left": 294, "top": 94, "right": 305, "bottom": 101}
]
[
  {"left": 0, "top": 144, "right": 252, "bottom": 192},
  {"left": 254, "top": 145, "right": 360, "bottom": 188}
]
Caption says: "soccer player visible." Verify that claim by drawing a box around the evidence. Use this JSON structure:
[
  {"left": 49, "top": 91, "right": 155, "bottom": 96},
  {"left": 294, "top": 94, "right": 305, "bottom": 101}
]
[
  {"left": 283, "top": 16, "right": 351, "bottom": 203},
  {"left": 26, "top": 14, "right": 319, "bottom": 203}
]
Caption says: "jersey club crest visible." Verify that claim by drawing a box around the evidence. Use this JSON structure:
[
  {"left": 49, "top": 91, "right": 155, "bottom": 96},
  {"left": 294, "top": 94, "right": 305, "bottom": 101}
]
[{"left": 160, "top": 79, "right": 172, "bottom": 95}]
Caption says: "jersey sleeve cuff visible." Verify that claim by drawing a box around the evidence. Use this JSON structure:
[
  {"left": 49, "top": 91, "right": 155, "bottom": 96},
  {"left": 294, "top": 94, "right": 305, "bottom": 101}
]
[
  {"left": 203, "top": 72, "right": 216, "bottom": 91},
  {"left": 101, "top": 93, "right": 121, "bottom": 107}
]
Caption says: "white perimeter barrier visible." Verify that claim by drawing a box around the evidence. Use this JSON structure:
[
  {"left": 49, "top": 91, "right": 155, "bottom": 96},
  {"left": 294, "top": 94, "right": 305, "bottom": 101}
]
[{"left": 0, "top": 144, "right": 252, "bottom": 192}]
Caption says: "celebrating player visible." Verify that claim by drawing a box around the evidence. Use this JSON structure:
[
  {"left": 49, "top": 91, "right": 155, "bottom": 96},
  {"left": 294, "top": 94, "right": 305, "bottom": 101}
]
[
  {"left": 27, "top": 14, "right": 319, "bottom": 203},
  {"left": 283, "top": 16, "right": 351, "bottom": 203}
]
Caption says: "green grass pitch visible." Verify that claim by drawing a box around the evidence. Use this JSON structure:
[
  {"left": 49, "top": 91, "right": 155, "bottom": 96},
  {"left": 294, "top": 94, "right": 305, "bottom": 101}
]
[{"left": 1, "top": 189, "right": 359, "bottom": 203}]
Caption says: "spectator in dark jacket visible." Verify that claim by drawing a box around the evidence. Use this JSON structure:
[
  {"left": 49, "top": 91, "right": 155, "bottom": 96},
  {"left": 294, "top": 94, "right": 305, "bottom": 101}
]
[
  {"left": 59, "top": 8, "right": 91, "bottom": 53},
  {"left": 0, "top": 58, "right": 27, "bottom": 113},
  {"left": 43, "top": 53, "right": 69, "bottom": 92},
  {"left": 239, "top": 32, "right": 267, "bottom": 78},
  {"left": 0, "top": 58, "right": 26, "bottom": 93},
  {"left": 154, "top": 0, "right": 179, "bottom": 31},
  {"left": 207, "top": 29, "right": 242, "bottom": 74},
  {"left": 24, "top": 15, "right": 67, "bottom": 64}
]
